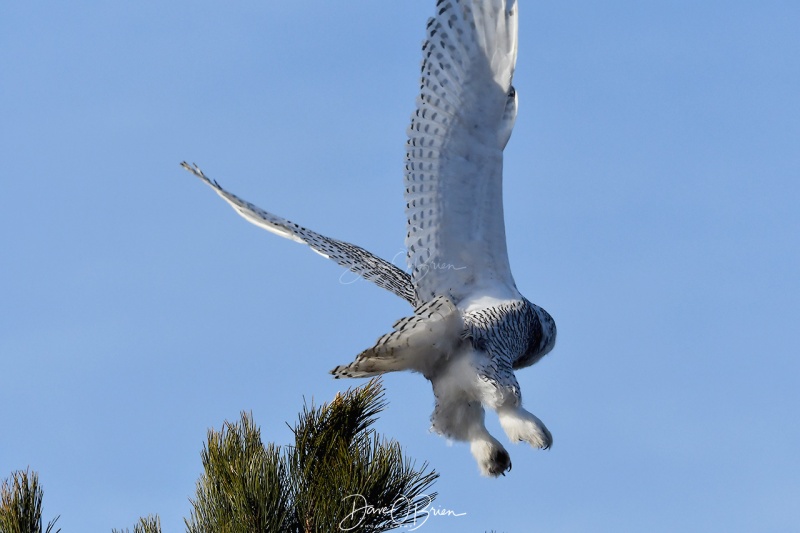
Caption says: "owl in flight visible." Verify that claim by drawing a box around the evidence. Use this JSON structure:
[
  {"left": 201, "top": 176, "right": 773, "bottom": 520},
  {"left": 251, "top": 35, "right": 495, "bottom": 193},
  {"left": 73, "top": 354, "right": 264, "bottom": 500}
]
[{"left": 183, "top": 0, "right": 556, "bottom": 476}]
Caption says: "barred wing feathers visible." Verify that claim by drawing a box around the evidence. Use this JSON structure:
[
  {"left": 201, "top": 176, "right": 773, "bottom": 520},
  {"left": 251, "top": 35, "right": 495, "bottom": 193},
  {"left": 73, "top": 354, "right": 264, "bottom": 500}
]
[
  {"left": 406, "top": 0, "right": 520, "bottom": 304},
  {"left": 182, "top": 163, "right": 417, "bottom": 305},
  {"left": 331, "top": 296, "right": 463, "bottom": 378}
]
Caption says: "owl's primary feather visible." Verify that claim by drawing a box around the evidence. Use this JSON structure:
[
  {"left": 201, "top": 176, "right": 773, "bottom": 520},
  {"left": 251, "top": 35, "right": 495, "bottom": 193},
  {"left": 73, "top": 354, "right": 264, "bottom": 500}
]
[{"left": 184, "top": 0, "right": 557, "bottom": 477}]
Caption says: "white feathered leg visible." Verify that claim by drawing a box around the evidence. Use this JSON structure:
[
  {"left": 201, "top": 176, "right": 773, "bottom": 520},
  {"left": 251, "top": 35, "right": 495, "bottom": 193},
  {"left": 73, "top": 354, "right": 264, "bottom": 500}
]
[
  {"left": 469, "top": 430, "right": 513, "bottom": 477},
  {"left": 472, "top": 351, "right": 553, "bottom": 450},
  {"left": 498, "top": 405, "right": 552, "bottom": 449},
  {"left": 431, "top": 395, "right": 512, "bottom": 477},
  {"left": 430, "top": 360, "right": 512, "bottom": 477}
]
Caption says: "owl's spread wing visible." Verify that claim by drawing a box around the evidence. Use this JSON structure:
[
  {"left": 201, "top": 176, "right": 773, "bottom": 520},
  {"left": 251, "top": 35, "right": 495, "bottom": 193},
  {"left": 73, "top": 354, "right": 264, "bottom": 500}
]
[
  {"left": 405, "top": 0, "right": 520, "bottom": 303},
  {"left": 182, "top": 163, "right": 417, "bottom": 304}
]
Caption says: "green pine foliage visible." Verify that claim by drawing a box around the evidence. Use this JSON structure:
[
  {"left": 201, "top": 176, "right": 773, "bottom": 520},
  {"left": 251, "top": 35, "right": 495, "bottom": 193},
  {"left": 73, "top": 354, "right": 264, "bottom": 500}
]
[
  {"left": 186, "top": 378, "right": 438, "bottom": 533},
  {"left": 0, "top": 469, "right": 60, "bottom": 533},
  {"left": 112, "top": 515, "right": 161, "bottom": 533},
  {"left": 185, "top": 413, "right": 292, "bottom": 532},
  {"left": 288, "top": 379, "right": 438, "bottom": 532}
]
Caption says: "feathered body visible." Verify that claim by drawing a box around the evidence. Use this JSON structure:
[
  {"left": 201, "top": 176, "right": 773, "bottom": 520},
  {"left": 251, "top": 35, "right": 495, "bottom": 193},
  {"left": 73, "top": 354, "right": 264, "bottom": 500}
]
[{"left": 184, "top": 0, "right": 557, "bottom": 476}]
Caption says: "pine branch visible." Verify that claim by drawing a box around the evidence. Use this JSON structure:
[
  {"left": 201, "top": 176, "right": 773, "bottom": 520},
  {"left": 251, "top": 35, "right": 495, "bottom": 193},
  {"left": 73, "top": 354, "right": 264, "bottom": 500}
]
[
  {"left": 289, "top": 379, "right": 438, "bottom": 533},
  {"left": 185, "top": 378, "right": 438, "bottom": 533},
  {"left": 112, "top": 514, "right": 161, "bottom": 533},
  {"left": 185, "top": 411, "right": 295, "bottom": 533},
  {"left": 0, "top": 469, "right": 60, "bottom": 533}
]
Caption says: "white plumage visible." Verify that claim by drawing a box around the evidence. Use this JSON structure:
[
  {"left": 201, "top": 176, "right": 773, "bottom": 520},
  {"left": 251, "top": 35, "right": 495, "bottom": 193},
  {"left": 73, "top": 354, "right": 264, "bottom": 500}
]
[{"left": 183, "top": 0, "right": 557, "bottom": 477}]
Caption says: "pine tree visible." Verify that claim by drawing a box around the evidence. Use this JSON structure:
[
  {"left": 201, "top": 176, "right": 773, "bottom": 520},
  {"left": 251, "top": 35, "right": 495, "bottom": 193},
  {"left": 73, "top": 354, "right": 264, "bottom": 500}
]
[
  {"left": 111, "top": 515, "right": 161, "bottom": 533},
  {"left": 111, "top": 378, "right": 438, "bottom": 532},
  {"left": 0, "top": 469, "right": 60, "bottom": 533},
  {"left": 186, "top": 378, "right": 438, "bottom": 532}
]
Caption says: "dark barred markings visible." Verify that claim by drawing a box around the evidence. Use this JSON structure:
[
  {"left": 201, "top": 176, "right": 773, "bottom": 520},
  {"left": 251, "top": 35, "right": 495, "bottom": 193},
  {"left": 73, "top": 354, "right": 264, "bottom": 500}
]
[
  {"left": 331, "top": 296, "right": 459, "bottom": 379},
  {"left": 181, "top": 163, "right": 418, "bottom": 305},
  {"left": 404, "top": 0, "right": 472, "bottom": 294},
  {"left": 464, "top": 299, "right": 556, "bottom": 373},
  {"left": 290, "top": 230, "right": 417, "bottom": 305}
]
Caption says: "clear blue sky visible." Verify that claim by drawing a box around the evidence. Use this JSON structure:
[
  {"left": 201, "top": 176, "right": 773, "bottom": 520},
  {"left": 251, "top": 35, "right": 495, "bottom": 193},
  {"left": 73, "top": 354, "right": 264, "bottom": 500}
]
[{"left": 2, "top": 1, "right": 798, "bottom": 531}]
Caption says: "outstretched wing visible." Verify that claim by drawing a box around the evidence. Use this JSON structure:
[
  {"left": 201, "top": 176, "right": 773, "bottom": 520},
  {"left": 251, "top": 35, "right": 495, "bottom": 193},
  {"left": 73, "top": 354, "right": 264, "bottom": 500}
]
[
  {"left": 182, "top": 163, "right": 417, "bottom": 304},
  {"left": 406, "top": 0, "right": 520, "bottom": 303}
]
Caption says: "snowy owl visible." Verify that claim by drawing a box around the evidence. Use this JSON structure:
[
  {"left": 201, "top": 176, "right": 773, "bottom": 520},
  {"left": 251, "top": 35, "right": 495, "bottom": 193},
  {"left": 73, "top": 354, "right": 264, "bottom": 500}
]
[{"left": 183, "top": 0, "right": 556, "bottom": 477}]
